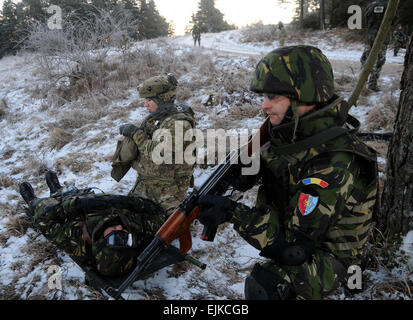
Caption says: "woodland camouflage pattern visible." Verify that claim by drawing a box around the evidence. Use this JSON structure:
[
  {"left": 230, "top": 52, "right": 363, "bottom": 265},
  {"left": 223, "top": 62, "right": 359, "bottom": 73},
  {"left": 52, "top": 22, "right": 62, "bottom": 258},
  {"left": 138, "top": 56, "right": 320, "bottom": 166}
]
[
  {"left": 250, "top": 45, "right": 335, "bottom": 104},
  {"left": 29, "top": 191, "right": 166, "bottom": 276},
  {"left": 230, "top": 99, "right": 378, "bottom": 299},
  {"left": 360, "top": 0, "right": 390, "bottom": 89},
  {"left": 393, "top": 26, "right": 407, "bottom": 56},
  {"left": 231, "top": 46, "right": 378, "bottom": 299}
]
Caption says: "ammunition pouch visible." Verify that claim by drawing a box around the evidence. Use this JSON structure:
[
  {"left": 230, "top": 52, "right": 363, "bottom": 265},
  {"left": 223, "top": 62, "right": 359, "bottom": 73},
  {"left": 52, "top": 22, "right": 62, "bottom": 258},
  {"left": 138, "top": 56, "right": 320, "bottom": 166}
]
[{"left": 111, "top": 137, "right": 139, "bottom": 182}]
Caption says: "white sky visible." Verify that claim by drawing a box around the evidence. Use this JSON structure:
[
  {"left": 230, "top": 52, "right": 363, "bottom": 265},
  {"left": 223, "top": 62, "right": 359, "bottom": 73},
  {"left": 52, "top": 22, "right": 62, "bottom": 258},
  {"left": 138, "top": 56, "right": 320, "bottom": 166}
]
[
  {"left": 155, "top": 0, "right": 295, "bottom": 35},
  {"left": 0, "top": 0, "right": 296, "bottom": 35}
]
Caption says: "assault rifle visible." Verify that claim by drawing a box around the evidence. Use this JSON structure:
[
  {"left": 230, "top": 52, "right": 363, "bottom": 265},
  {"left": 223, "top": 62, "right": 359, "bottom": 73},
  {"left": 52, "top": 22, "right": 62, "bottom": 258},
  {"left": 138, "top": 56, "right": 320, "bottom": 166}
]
[{"left": 104, "top": 117, "right": 270, "bottom": 299}]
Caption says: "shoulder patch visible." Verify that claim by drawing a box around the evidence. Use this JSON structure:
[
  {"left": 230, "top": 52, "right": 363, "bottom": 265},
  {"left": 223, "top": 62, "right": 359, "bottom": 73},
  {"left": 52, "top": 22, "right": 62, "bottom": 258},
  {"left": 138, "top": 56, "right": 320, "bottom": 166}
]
[
  {"left": 302, "top": 178, "right": 329, "bottom": 188},
  {"left": 298, "top": 193, "right": 319, "bottom": 216}
]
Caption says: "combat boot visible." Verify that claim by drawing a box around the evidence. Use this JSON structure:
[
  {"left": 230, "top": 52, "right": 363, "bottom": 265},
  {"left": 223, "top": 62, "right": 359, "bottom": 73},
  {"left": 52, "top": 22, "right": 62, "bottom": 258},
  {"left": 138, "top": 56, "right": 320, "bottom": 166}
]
[
  {"left": 45, "top": 170, "right": 62, "bottom": 195},
  {"left": 19, "top": 182, "right": 36, "bottom": 204}
]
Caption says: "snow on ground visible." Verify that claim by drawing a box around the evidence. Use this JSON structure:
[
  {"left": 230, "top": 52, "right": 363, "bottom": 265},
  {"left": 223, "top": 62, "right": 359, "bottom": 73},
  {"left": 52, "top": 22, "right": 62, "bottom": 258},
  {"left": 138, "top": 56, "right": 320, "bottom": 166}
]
[
  {"left": 172, "top": 28, "right": 405, "bottom": 64},
  {"left": 0, "top": 27, "right": 410, "bottom": 300}
]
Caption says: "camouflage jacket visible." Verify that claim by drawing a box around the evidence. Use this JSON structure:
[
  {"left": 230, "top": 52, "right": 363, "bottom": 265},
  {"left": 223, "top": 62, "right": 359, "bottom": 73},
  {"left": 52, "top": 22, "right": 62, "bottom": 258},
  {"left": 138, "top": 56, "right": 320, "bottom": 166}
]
[
  {"left": 112, "top": 105, "right": 196, "bottom": 212},
  {"left": 393, "top": 29, "right": 407, "bottom": 43},
  {"left": 231, "top": 97, "right": 378, "bottom": 267},
  {"left": 30, "top": 191, "right": 166, "bottom": 269},
  {"left": 365, "top": 1, "right": 390, "bottom": 45}
]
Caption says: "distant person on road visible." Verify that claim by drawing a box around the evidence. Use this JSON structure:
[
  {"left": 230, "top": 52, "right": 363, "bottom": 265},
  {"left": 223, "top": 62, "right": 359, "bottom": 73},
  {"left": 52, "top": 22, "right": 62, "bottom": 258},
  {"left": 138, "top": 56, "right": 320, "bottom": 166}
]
[
  {"left": 360, "top": 0, "right": 391, "bottom": 92},
  {"left": 393, "top": 24, "right": 408, "bottom": 56},
  {"left": 192, "top": 24, "right": 201, "bottom": 47},
  {"left": 278, "top": 21, "right": 287, "bottom": 46}
]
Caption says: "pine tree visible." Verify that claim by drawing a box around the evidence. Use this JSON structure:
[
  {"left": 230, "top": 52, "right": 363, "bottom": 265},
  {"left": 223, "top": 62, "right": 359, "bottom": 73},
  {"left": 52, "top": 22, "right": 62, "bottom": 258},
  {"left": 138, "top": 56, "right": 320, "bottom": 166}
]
[
  {"left": 138, "top": 0, "right": 169, "bottom": 39},
  {"left": 0, "top": 0, "right": 19, "bottom": 58},
  {"left": 191, "top": 0, "right": 234, "bottom": 33}
]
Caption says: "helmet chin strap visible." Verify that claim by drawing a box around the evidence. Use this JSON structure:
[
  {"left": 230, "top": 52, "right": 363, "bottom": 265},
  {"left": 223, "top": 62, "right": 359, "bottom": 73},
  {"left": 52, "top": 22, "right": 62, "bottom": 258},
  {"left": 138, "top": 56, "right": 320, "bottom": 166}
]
[{"left": 284, "top": 100, "right": 300, "bottom": 142}]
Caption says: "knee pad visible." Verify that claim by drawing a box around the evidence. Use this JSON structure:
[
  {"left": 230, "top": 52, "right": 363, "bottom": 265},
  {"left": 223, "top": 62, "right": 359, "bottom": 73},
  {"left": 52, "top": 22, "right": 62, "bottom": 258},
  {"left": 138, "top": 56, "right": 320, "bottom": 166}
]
[{"left": 244, "top": 264, "right": 295, "bottom": 300}]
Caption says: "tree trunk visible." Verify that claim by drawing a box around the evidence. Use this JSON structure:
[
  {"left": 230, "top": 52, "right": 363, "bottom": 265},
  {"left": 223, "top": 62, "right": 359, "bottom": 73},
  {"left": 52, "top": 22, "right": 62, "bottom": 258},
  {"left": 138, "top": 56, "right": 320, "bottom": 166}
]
[
  {"left": 320, "top": 0, "right": 325, "bottom": 30},
  {"left": 300, "top": 0, "right": 304, "bottom": 28},
  {"left": 379, "top": 33, "right": 413, "bottom": 236}
]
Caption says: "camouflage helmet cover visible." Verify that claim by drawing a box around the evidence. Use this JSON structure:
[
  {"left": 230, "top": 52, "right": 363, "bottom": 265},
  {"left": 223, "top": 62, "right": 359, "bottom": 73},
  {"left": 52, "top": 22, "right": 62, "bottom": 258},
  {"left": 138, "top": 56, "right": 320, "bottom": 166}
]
[
  {"left": 92, "top": 235, "right": 138, "bottom": 276},
  {"left": 250, "top": 45, "right": 335, "bottom": 104},
  {"left": 138, "top": 73, "right": 178, "bottom": 103},
  {"left": 91, "top": 216, "right": 138, "bottom": 276}
]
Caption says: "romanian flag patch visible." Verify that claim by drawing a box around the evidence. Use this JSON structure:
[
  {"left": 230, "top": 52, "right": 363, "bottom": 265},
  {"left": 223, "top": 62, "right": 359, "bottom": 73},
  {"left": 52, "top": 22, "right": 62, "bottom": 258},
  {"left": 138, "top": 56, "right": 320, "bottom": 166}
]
[
  {"left": 302, "top": 178, "right": 329, "bottom": 188},
  {"left": 298, "top": 193, "right": 319, "bottom": 216}
]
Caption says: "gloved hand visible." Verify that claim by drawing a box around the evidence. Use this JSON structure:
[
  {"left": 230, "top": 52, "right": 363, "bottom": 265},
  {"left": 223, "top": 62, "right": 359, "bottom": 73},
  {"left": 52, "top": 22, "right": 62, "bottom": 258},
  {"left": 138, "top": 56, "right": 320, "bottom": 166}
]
[
  {"left": 196, "top": 195, "right": 236, "bottom": 226},
  {"left": 230, "top": 172, "right": 258, "bottom": 192},
  {"left": 119, "top": 124, "right": 139, "bottom": 138},
  {"left": 229, "top": 162, "right": 260, "bottom": 192}
]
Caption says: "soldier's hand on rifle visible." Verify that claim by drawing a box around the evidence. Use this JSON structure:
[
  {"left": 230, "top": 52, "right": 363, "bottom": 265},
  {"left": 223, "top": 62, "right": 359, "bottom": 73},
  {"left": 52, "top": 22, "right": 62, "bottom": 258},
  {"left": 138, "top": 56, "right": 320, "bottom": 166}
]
[
  {"left": 196, "top": 195, "right": 236, "bottom": 226},
  {"left": 230, "top": 171, "right": 258, "bottom": 192},
  {"left": 119, "top": 124, "right": 139, "bottom": 138}
]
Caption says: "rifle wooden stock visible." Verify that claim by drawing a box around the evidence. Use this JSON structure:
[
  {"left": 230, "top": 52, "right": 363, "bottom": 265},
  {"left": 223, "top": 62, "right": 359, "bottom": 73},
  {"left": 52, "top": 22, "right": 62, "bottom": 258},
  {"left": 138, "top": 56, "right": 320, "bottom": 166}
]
[
  {"left": 109, "top": 117, "right": 271, "bottom": 299},
  {"left": 156, "top": 207, "right": 201, "bottom": 254}
]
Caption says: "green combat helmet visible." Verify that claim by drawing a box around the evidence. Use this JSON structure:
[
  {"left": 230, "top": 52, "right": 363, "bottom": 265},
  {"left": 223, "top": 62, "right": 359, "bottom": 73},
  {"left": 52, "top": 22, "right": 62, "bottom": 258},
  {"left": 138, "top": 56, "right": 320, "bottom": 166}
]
[
  {"left": 250, "top": 45, "right": 335, "bottom": 136},
  {"left": 138, "top": 73, "right": 178, "bottom": 104}
]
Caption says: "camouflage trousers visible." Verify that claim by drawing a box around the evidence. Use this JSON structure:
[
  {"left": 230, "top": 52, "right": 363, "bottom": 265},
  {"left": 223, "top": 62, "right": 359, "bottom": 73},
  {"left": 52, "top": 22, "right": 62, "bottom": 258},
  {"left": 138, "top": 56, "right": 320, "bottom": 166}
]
[
  {"left": 360, "top": 42, "right": 388, "bottom": 87},
  {"left": 193, "top": 36, "right": 200, "bottom": 46},
  {"left": 257, "top": 250, "right": 347, "bottom": 300}
]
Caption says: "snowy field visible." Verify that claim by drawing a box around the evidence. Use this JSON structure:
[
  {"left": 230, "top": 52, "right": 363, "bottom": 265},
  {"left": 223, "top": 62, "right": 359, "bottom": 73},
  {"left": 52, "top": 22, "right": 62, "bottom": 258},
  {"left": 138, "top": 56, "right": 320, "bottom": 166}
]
[{"left": 0, "top": 27, "right": 411, "bottom": 300}]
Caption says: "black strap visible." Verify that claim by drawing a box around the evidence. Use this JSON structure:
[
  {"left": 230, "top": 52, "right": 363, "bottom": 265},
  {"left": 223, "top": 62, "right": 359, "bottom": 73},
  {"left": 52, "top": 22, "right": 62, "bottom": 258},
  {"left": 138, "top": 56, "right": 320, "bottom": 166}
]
[{"left": 269, "top": 114, "right": 360, "bottom": 155}]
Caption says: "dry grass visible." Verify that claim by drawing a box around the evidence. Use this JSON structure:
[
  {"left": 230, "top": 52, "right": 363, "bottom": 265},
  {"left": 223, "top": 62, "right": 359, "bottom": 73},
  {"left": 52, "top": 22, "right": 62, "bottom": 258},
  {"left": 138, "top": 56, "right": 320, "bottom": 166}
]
[
  {"left": 5, "top": 215, "right": 32, "bottom": 237},
  {"left": 365, "top": 106, "right": 396, "bottom": 132},
  {"left": 0, "top": 98, "right": 8, "bottom": 119},
  {"left": 0, "top": 174, "right": 18, "bottom": 189},
  {"left": 48, "top": 128, "right": 73, "bottom": 150},
  {"left": 240, "top": 22, "right": 280, "bottom": 43},
  {"left": 55, "top": 153, "right": 93, "bottom": 174}
]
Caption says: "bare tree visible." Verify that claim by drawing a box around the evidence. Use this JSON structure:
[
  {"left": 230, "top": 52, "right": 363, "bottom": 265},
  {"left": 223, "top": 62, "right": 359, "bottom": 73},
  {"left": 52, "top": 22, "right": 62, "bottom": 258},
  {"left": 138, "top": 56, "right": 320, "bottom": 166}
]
[{"left": 23, "top": 6, "right": 139, "bottom": 85}]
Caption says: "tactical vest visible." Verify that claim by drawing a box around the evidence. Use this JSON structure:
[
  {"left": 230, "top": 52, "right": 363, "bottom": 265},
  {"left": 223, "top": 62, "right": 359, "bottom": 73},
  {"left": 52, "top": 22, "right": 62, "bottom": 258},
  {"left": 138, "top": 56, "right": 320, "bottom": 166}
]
[{"left": 259, "top": 97, "right": 378, "bottom": 266}]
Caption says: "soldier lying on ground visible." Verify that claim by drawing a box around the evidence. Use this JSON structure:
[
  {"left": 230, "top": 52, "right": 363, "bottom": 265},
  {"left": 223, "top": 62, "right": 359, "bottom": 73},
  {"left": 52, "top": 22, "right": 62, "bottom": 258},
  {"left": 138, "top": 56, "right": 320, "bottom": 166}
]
[{"left": 19, "top": 171, "right": 166, "bottom": 277}]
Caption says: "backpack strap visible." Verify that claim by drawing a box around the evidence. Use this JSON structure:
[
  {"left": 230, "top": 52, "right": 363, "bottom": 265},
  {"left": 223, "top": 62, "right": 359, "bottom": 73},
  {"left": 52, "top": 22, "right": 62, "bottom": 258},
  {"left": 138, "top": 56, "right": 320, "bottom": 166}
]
[{"left": 269, "top": 114, "right": 360, "bottom": 155}]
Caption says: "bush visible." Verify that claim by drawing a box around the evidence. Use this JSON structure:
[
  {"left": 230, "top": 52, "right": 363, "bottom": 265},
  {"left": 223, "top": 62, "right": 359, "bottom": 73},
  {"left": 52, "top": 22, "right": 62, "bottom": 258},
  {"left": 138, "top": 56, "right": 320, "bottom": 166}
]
[
  {"left": 240, "top": 22, "right": 279, "bottom": 43},
  {"left": 301, "top": 11, "right": 320, "bottom": 30}
]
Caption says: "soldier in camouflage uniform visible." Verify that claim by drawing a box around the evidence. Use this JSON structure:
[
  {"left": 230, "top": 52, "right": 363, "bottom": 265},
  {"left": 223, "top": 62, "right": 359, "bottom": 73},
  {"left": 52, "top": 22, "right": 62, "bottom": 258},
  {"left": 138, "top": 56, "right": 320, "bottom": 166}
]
[
  {"left": 196, "top": 46, "right": 378, "bottom": 300},
  {"left": 278, "top": 21, "right": 287, "bottom": 47},
  {"left": 111, "top": 74, "right": 196, "bottom": 213},
  {"left": 19, "top": 171, "right": 166, "bottom": 277},
  {"left": 192, "top": 24, "right": 201, "bottom": 47},
  {"left": 360, "top": 0, "right": 390, "bottom": 91},
  {"left": 393, "top": 24, "right": 407, "bottom": 57}
]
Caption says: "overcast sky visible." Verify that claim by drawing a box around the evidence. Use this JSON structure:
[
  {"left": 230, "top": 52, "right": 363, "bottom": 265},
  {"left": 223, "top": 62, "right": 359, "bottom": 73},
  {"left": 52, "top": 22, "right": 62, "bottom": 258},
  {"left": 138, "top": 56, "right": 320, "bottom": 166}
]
[{"left": 0, "top": 0, "right": 296, "bottom": 35}]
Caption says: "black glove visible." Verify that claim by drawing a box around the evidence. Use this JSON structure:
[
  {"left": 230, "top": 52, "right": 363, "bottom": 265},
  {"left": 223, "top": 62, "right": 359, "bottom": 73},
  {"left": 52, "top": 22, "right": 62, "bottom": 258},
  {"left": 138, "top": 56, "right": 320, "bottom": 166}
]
[
  {"left": 119, "top": 124, "right": 139, "bottom": 138},
  {"left": 196, "top": 195, "right": 236, "bottom": 226},
  {"left": 229, "top": 162, "right": 260, "bottom": 192},
  {"left": 230, "top": 172, "right": 258, "bottom": 192}
]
